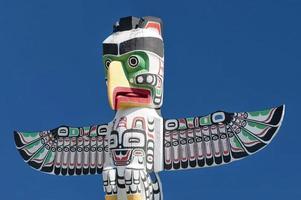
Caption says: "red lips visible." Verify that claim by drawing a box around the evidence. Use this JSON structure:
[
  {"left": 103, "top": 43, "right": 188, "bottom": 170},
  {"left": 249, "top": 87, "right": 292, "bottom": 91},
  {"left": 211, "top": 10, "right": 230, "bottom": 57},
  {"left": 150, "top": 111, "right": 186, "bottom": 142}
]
[
  {"left": 112, "top": 149, "right": 132, "bottom": 166},
  {"left": 113, "top": 87, "right": 151, "bottom": 109}
]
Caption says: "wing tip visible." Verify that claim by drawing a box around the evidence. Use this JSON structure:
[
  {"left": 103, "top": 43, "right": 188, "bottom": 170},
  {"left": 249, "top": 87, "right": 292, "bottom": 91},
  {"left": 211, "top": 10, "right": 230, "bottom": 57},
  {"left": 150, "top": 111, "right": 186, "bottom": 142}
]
[
  {"left": 273, "top": 104, "right": 285, "bottom": 126},
  {"left": 276, "top": 103, "right": 285, "bottom": 130},
  {"left": 13, "top": 130, "right": 38, "bottom": 164},
  {"left": 279, "top": 104, "right": 286, "bottom": 125},
  {"left": 263, "top": 104, "right": 285, "bottom": 127},
  {"left": 13, "top": 130, "right": 19, "bottom": 139},
  {"left": 14, "top": 130, "right": 23, "bottom": 149},
  {"left": 265, "top": 104, "right": 285, "bottom": 143}
]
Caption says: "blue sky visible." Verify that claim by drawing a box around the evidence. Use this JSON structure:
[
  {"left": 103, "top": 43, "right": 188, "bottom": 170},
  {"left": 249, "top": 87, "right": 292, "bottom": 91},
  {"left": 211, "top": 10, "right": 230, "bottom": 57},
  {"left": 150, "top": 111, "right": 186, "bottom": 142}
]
[{"left": 1, "top": 0, "right": 300, "bottom": 199}]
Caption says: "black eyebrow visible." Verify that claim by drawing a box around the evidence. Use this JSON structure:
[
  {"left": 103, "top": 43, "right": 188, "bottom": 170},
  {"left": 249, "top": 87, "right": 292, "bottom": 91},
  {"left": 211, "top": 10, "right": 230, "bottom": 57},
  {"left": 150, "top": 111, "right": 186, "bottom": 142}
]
[
  {"left": 103, "top": 43, "right": 118, "bottom": 55},
  {"left": 119, "top": 37, "right": 163, "bottom": 57}
]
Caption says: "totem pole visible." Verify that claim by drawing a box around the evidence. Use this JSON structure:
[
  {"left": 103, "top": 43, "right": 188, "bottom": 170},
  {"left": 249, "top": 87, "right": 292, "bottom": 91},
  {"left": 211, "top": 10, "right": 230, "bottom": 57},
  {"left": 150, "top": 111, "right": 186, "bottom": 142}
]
[{"left": 14, "top": 16, "right": 285, "bottom": 200}]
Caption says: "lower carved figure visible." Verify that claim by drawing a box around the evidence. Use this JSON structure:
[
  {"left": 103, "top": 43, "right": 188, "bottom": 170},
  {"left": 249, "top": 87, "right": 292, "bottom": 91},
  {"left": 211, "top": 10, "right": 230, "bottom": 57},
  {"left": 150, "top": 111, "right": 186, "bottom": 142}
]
[{"left": 103, "top": 167, "right": 161, "bottom": 200}]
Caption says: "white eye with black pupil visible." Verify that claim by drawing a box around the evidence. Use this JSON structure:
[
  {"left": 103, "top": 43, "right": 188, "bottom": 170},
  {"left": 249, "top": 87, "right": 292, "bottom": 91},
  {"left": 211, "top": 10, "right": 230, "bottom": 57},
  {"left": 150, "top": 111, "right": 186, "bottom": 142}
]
[
  {"left": 128, "top": 56, "right": 139, "bottom": 68},
  {"left": 105, "top": 60, "right": 111, "bottom": 69}
]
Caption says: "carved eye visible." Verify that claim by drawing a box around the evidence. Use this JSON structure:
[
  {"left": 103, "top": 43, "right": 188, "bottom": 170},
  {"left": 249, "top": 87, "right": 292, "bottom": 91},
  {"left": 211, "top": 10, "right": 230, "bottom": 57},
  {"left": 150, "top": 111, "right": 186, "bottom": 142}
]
[
  {"left": 109, "top": 132, "right": 118, "bottom": 148},
  {"left": 105, "top": 59, "right": 111, "bottom": 69},
  {"left": 123, "top": 130, "right": 145, "bottom": 148},
  {"left": 129, "top": 137, "right": 140, "bottom": 143},
  {"left": 128, "top": 56, "right": 139, "bottom": 68}
]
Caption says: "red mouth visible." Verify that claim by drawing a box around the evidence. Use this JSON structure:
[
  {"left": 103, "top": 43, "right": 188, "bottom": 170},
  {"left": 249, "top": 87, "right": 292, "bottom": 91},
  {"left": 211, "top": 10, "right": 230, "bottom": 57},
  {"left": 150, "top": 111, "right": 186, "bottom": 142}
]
[
  {"left": 113, "top": 87, "right": 151, "bottom": 109},
  {"left": 112, "top": 149, "right": 132, "bottom": 166}
]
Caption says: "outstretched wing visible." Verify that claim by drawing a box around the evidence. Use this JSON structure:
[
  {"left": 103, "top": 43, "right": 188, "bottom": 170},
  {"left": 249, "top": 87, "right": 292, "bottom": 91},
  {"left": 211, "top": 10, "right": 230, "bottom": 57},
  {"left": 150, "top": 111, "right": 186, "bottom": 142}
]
[
  {"left": 14, "top": 124, "right": 109, "bottom": 176},
  {"left": 163, "top": 105, "right": 285, "bottom": 171}
]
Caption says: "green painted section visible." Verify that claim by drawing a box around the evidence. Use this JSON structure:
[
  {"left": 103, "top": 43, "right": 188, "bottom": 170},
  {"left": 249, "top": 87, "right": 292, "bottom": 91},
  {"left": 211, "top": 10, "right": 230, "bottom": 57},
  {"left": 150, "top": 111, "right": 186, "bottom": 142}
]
[
  {"left": 44, "top": 151, "right": 54, "bottom": 163},
  {"left": 179, "top": 124, "right": 187, "bottom": 130},
  {"left": 26, "top": 140, "right": 41, "bottom": 149},
  {"left": 186, "top": 117, "right": 194, "bottom": 126},
  {"left": 33, "top": 147, "right": 46, "bottom": 158},
  {"left": 233, "top": 137, "right": 242, "bottom": 148},
  {"left": 248, "top": 121, "right": 267, "bottom": 129},
  {"left": 103, "top": 50, "right": 163, "bottom": 107},
  {"left": 248, "top": 109, "right": 271, "bottom": 117},
  {"left": 156, "top": 89, "right": 161, "bottom": 96},
  {"left": 69, "top": 128, "right": 79, "bottom": 137},
  {"left": 83, "top": 127, "right": 90, "bottom": 133},
  {"left": 241, "top": 129, "right": 257, "bottom": 141},
  {"left": 22, "top": 132, "right": 39, "bottom": 138},
  {"left": 89, "top": 127, "right": 98, "bottom": 137},
  {"left": 179, "top": 125, "right": 187, "bottom": 130},
  {"left": 200, "top": 116, "right": 212, "bottom": 126},
  {"left": 103, "top": 51, "right": 149, "bottom": 79}
]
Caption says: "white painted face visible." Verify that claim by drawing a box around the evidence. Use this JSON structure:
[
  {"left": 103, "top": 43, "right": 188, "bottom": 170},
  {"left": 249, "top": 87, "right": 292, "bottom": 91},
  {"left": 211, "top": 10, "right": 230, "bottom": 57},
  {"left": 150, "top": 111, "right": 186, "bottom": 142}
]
[
  {"left": 109, "top": 129, "right": 146, "bottom": 166},
  {"left": 109, "top": 130, "right": 146, "bottom": 149}
]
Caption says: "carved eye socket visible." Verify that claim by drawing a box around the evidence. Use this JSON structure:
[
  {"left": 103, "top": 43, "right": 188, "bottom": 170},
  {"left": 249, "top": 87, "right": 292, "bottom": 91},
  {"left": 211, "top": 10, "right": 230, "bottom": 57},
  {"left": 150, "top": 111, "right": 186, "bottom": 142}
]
[
  {"left": 110, "top": 139, "right": 115, "bottom": 145},
  {"left": 109, "top": 132, "right": 118, "bottom": 148},
  {"left": 123, "top": 130, "right": 145, "bottom": 148},
  {"left": 105, "top": 59, "right": 111, "bottom": 69},
  {"left": 128, "top": 56, "right": 139, "bottom": 68},
  {"left": 129, "top": 137, "right": 140, "bottom": 143}
]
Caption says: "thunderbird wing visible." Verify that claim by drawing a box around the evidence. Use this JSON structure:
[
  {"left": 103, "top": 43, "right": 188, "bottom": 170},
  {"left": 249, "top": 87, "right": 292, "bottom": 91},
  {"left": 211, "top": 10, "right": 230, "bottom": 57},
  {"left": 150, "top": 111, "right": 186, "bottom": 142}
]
[
  {"left": 14, "top": 124, "right": 109, "bottom": 176},
  {"left": 163, "top": 105, "right": 285, "bottom": 170}
]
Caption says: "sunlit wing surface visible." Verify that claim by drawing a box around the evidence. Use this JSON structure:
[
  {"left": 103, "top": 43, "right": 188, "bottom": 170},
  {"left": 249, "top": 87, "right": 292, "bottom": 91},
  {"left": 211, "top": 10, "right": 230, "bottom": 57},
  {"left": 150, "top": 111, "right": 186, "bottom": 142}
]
[
  {"left": 163, "top": 105, "right": 285, "bottom": 170},
  {"left": 14, "top": 124, "right": 109, "bottom": 176}
]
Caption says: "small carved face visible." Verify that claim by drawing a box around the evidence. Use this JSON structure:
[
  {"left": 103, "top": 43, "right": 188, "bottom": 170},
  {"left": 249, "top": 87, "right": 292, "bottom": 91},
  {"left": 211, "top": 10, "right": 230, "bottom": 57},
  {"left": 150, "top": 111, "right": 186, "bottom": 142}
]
[{"left": 109, "top": 129, "right": 146, "bottom": 166}]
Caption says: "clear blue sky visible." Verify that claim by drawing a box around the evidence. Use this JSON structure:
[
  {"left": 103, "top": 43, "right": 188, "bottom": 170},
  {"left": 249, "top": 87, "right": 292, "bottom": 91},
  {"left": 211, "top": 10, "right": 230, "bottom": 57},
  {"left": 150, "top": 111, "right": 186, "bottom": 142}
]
[{"left": 1, "top": 0, "right": 300, "bottom": 199}]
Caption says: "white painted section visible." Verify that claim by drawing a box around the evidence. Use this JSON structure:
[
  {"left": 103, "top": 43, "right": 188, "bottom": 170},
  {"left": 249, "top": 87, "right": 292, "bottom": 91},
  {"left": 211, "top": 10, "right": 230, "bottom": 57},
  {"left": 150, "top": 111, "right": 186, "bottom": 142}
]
[{"left": 103, "top": 28, "right": 162, "bottom": 44}]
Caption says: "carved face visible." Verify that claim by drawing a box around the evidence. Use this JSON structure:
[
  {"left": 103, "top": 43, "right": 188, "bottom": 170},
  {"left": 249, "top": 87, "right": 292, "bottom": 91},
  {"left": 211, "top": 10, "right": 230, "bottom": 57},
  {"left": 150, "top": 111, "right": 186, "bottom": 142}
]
[
  {"left": 109, "top": 129, "right": 146, "bottom": 166},
  {"left": 102, "top": 16, "right": 164, "bottom": 110}
]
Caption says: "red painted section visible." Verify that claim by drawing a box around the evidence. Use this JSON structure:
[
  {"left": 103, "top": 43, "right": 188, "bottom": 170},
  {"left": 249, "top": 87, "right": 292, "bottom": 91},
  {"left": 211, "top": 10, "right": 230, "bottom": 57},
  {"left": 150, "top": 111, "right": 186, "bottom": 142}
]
[
  {"left": 145, "top": 22, "right": 161, "bottom": 35},
  {"left": 112, "top": 149, "right": 132, "bottom": 166},
  {"left": 113, "top": 87, "right": 151, "bottom": 110}
]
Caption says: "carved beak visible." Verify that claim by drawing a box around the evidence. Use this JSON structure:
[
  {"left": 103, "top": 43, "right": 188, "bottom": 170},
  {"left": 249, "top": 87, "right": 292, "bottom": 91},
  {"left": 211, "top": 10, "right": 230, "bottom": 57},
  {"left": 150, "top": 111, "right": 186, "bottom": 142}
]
[
  {"left": 107, "top": 61, "right": 151, "bottom": 110},
  {"left": 107, "top": 61, "right": 131, "bottom": 110}
]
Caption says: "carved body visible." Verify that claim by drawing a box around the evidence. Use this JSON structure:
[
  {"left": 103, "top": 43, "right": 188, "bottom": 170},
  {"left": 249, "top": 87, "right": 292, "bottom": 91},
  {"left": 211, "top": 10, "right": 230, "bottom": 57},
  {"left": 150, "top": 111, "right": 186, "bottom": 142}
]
[{"left": 103, "top": 108, "right": 163, "bottom": 200}]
